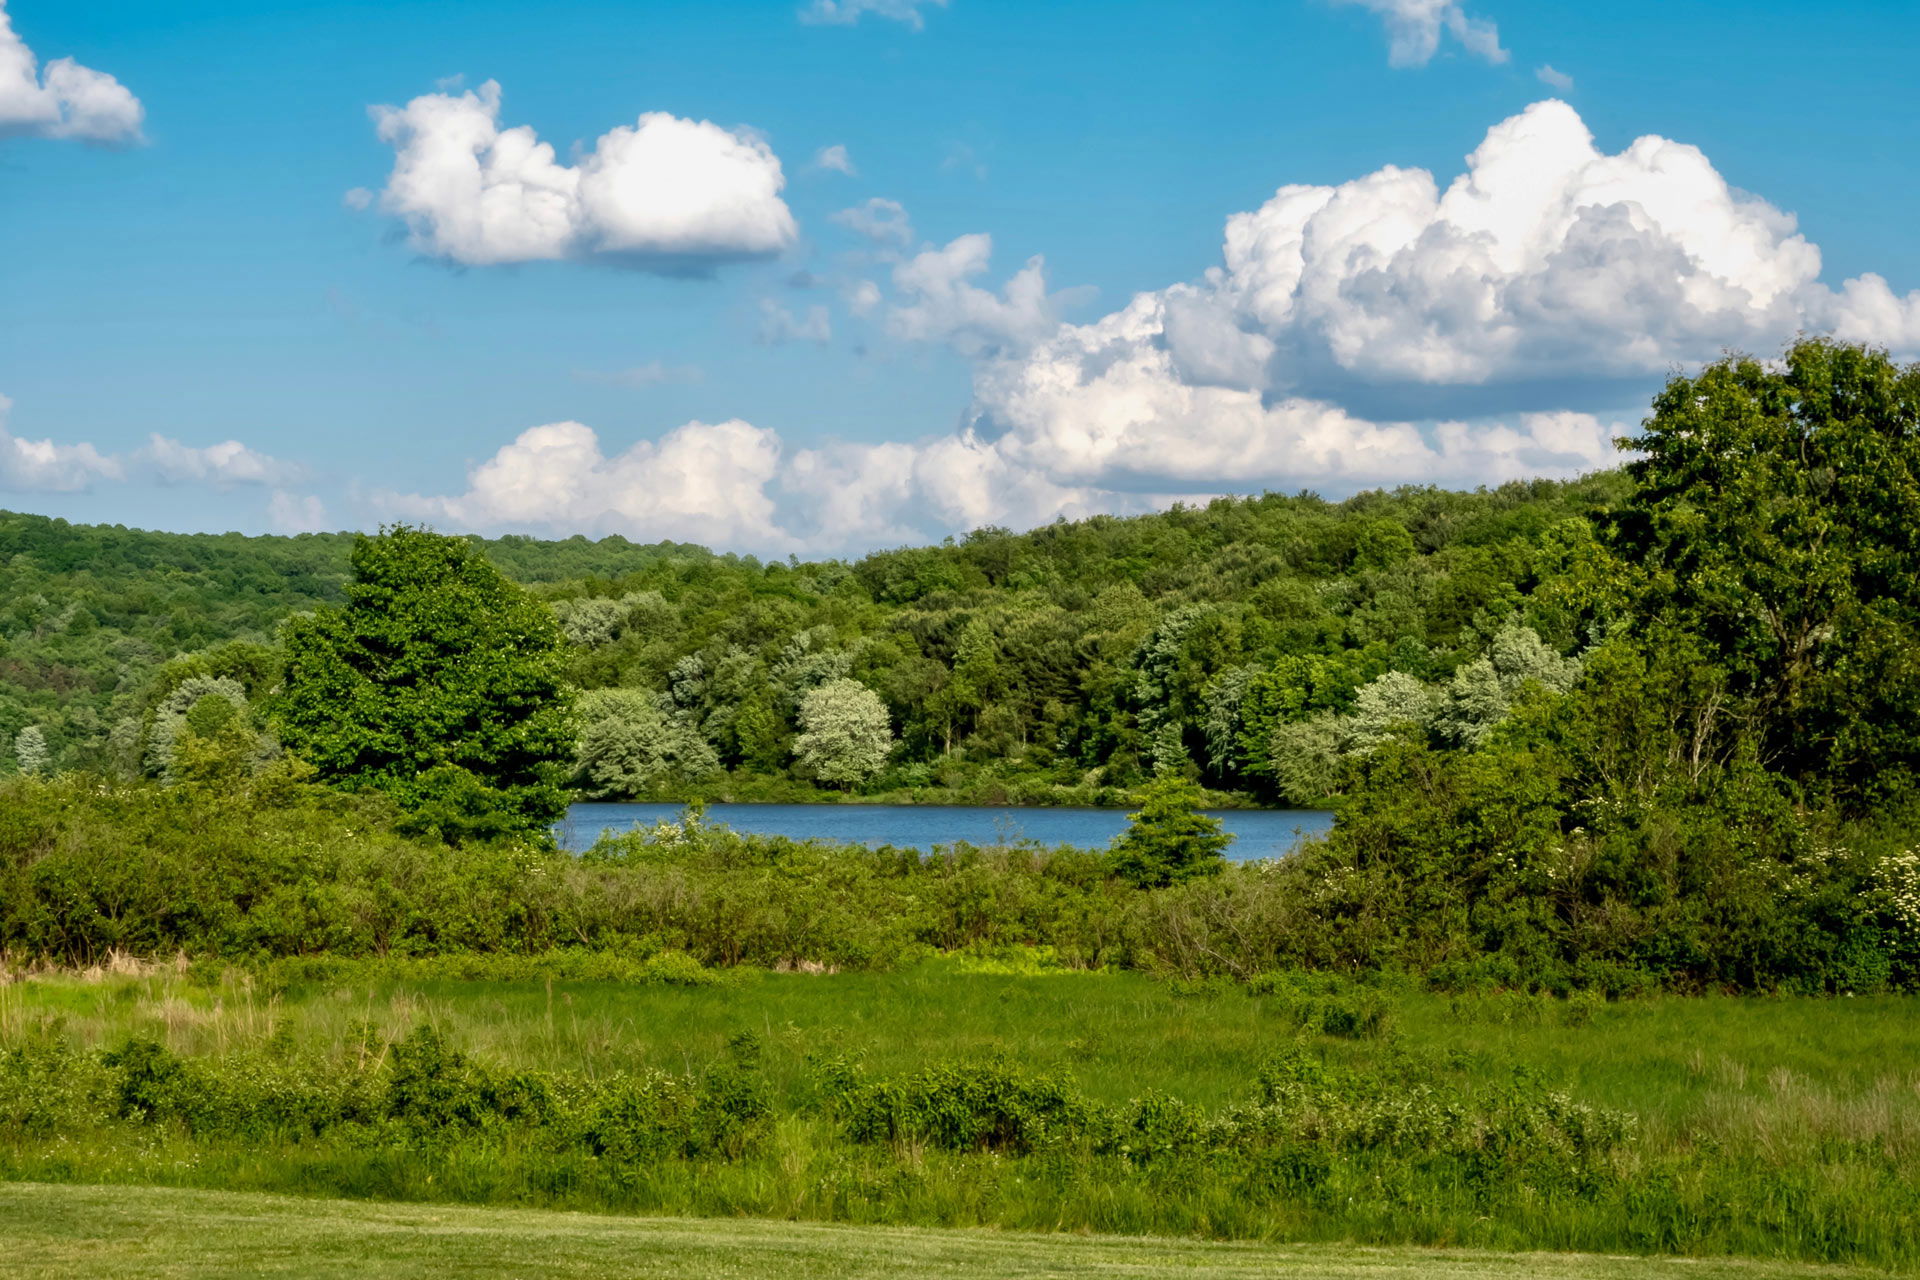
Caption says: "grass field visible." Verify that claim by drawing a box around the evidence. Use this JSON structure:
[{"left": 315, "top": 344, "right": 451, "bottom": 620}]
[
  {"left": 4, "top": 959, "right": 1919, "bottom": 1270},
  {"left": 9, "top": 958, "right": 1917, "bottom": 1124},
  {"left": 0, "top": 1182, "right": 1883, "bottom": 1280}
]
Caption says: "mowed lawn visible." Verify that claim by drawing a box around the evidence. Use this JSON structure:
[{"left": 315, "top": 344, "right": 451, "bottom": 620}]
[{"left": 0, "top": 1182, "right": 1877, "bottom": 1280}]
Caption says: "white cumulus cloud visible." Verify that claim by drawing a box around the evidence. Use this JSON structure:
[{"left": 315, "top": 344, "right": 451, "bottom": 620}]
[
  {"left": 965, "top": 291, "right": 1622, "bottom": 495},
  {"left": 365, "top": 80, "right": 796, "bottom": 269},
  {"left": 1148, "top": 98, "right": 1920, "bottom": 397},
  {"left": 387, "top": 419, "right": 793, "bottom": 550},
  {"left": 887, "top": 234, "right": 1067, "bottom": 357},
  {"left": 0, "top": 395, "right": 306, "bottom": 496},
  {"left": 0, "top": 395, "right": 122, "bottom": 491},
  {"left": 0, "top": 0, "right": 143, "bottom": 143},
  {"left": 141, "top": 435, "right": 302, "bottom": 487},
  {"left": 1335, "top": 0, "right": 1507, "bottom": 68}
]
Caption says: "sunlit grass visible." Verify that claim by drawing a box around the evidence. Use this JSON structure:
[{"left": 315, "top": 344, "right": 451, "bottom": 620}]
[{"left": 5, "top": 961, "right": 1919, "bottom": 1266}]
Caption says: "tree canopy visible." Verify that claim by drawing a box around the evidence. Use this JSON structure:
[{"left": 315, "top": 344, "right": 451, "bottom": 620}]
[
  {"left": 1610, "top": 339, "right": 1920, "bottom": 804},
  {"left": 272, "top": 525, "right": 574, "bottom": 837}
]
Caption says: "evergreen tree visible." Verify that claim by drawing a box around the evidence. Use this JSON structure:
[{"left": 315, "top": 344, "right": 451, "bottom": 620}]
[{"left": 1109, "top": 775, "right": 1230, "bottom": 888}]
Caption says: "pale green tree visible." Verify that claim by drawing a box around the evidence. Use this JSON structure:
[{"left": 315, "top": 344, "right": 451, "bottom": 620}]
[
  {"left": 552, "top": 597, "right": 628, "bottom": 647},
  {"left": 13, "top": 725, "right": 49, "bottom": 776},
  {"left": 145, "top": 675, "right": 251, "bottom": 777},
  {"left": 1343, "top": 671, "right": 1440, "bottom": 752},
  {"left": 772, "top": 627, "right": 855, "bottom": 709},
  {"left": 1438, "top": 624, "right": 1582, "bottom": 747},
  {"left": 574, "top": 688, "right": 719, "bottom": 798},
  {"left": 1269, "top": 712, "right": 1343, "bottom": 806},
  {"left": 1201, "top": 665, "right": 1258, "bottom": 777},
  {"left": 794, "top": 678, "right": 893, "bottom": 787}
]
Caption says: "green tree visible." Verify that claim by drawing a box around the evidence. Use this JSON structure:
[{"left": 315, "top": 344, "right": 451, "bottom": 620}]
[
  {"left": 272, "top": 525, "right": 574, "bottom": 838},
  {"left": 794, "top": 678, "right": 892, "bottom": 787},
  {"left": 145, "top": 675, "right": 250, "bottom": 778},
  {"left": 1108, "top": 774, "right": 1230, "bottom": 888},
  {"left": 1608, "top": 339, "right": 1920, "bottom": 799}
]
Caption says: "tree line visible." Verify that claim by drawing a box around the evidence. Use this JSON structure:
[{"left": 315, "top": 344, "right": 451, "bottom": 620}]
[{"left": 1, "top": 339, "right": 1918, "bottom": 990}]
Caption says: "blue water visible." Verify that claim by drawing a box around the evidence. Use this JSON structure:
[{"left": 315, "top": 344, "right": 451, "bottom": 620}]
[{"left": 559, "top": 802, "right": 1333, "bottom": 861}]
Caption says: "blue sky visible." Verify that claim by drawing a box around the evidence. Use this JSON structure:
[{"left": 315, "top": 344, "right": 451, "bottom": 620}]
[{"left": 3, "top": 0, "right": 1918, "bottom": 551}]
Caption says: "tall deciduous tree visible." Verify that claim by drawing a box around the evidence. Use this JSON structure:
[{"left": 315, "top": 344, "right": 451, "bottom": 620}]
[
  {"left": 574, "top": 688, "right": 719, "bottom": 798},
  {"left": 793, "top": 678, "right": 892, "bottom": 787},
  {"left": 272, "top": 525, "right": 573, "bottom": 839},
  {"left": 1609, "top": 339, "right": 1920, "bottom": 799}
]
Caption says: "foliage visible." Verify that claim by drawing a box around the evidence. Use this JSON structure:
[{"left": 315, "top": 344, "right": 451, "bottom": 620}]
[
  {"left": 1608, "top": 339, "right": 1920, "bottom": 805},
  {"left": 2, "top": 470, "right": 1632, "bottom": 798},
  {"left": 272, "top": 526, "right": 575, "bottom": 839},
  {"left": 1, "top": 768, "right": 1913, "bottom": 993},
  {"left": 11, "top": 725, "right": 48, "bottom": 776},
  {"left": 793, "top": 678, "right": 893, "bottom": 787},
  {"left": 8, "top": 972, "right": 1920, "bottom": 1269},
  {"left": 573, "top": 688, "right": 719, "bottom": 799},
  {"left": 1108, "top": 775, "right": 1230, "bottom": 889}
]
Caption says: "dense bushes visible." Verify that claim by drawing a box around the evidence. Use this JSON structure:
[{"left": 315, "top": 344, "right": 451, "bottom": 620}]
[
  {"left": 1, "top": 1024, "right": 771, "bottom": 1164},
  {"left": 818, "top": 1042, "right": 1636, "bottom": 1208},
  {"left": 0, "top": 1027, "right": 1641, "bottom": 1227},
  {"left": 3, "top": 773, "right": 1912, "bottom": 994},
  {"left": 18, "top": 1015, "right": 1917, "bottom": 1267}
]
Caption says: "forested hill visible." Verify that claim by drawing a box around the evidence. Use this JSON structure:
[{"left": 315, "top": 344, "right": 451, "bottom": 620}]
[
  {"left": 0, "top": 511, "right": 728, "bottom": 776},
  {"left": 0, "top": 473, "right": 1624, "bottom": 798}
]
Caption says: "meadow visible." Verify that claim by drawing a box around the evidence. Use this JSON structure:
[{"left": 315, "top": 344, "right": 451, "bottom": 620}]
[
  {"left": 1, "top": 1182, "right": 1884, "bottom": 1280},
  {"left": 3, "top": 958, "right": 1916, "bottom": 1270}
]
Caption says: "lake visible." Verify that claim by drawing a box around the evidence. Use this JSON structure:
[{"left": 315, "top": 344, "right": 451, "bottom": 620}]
[{"left": 559, "top": 802, "right": 1334, "bottom": 861}]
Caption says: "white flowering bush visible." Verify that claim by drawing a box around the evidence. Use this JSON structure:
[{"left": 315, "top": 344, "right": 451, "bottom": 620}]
[{"left": 1876, "top": 847, "right": 1920, "bottom": 939}]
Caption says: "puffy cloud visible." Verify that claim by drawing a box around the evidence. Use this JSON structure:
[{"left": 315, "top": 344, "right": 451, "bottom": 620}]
[
  {"left": 1120, "top": 99, "right": 1920, "bottom": 401},
  {"left": 967, "top": 292, "right": 1620, "bottom": 494},
  {"left": 1536, "top": 64, "right": 1575, "bottom": 92},
  {"left": 887, "top": 234, "right": 1065, "bottom": 357},
  {"left": 141, "top": 435, "right": 301, "bottom": 487},
  {"left": 385, "top": 413, "right": 1111, "bottom": 555},
  {"left": 366, "top": 81, "right": 796, "bottom": 269},
  {"left": 814, "top": 143, "right": 856, "bottom": 175},
  {"left": 0, "top": 0, "right": 143, "bottom": 143},
  {"left": 0, "top": 395, "right": 305, "bottom": 495},
  {"left": 0, "top": 395, "right": 122, "bottom": 491},
  {"left": 1335, "top": 0, "right": 1506, "bottom": 68},
  {"left": 800, "top": 0, "right": 946, "bottom": 30},
  {"left": 832, "top": 197, "right": 914, "bottom": 250},
  {"left": 387, "top": 419, "right": 792, "bottom": 550}
]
